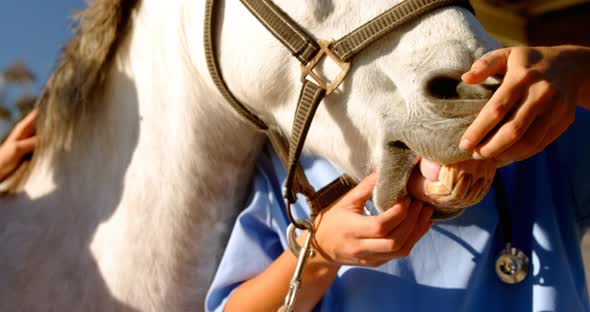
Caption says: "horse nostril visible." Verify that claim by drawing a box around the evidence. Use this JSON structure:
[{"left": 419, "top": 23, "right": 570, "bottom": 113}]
[
  {"left": 426, "top": 75, "right": 500, "bottom": 101},
  {"left": 388, "top": 141, "right": 409, "bottom": 150},
  {"left": 426, "top": 76, "right": 461, "bottom": 100}
]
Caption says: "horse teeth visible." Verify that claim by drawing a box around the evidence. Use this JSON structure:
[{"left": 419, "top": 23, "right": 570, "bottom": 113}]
[
  {"left": 441, "top": 165, "right": 461, "bottom": 187},
  {"left": 424, "top": 158, "right": 497, "bottom": 209},
  {"left": 427, "top": 181, "right": 452, "bottom": 196},
  {"left": 451, "top": 174, "right": 471, "bottom": 198}
]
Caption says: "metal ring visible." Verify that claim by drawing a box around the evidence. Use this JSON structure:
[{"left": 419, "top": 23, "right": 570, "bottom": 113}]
[
  {"left": 285, "top": 200, "right": 308, "bottom": 230},
  {"left": 287, "top": 219, "right": 315, "bottom": 258}
]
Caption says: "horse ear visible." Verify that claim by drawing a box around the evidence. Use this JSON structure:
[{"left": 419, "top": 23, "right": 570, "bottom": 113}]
[{"left": 0, "top": 159, "right": 32, "bottom": 195}]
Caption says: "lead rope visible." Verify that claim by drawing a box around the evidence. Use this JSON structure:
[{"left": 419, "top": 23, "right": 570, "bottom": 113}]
[{"left": 204, "top": 1, "right": 475, "bottom": 310}]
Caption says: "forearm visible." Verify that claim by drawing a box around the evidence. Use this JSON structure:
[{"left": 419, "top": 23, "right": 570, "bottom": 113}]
[
  {"left": 224, "top": 231, "right": 340, "bottom": 312},
  {"left": 224, "top": 174, "right": 430, "bottom": 311}
]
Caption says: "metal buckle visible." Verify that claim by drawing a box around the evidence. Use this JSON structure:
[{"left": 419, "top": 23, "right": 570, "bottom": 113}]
[
  {"left": 300, "top": 39, "right": 351, "bottom": 95},
  {"left": 286, "top": 219, "right": 316, "bottom": 258}
]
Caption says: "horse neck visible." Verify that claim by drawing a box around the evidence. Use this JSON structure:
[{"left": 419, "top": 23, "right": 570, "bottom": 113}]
[{"left": 21, "top": 2, "right": 265, "bottom": 308}]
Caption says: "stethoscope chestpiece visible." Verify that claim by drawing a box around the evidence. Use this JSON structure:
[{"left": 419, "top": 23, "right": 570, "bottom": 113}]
[{"left": 495, "top": 243, "right": 529, "bottom": 284}]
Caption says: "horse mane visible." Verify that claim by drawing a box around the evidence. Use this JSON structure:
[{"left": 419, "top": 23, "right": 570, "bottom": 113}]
[
  {"left": 1, "top": 0, "right": 140, "bottom": 193},
  {"left": 39, "top": 0, "right": 139, "bottom": 152}
]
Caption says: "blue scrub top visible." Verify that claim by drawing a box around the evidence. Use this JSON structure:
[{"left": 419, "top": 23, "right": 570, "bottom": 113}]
[{"left": 206, "top": 109, "right": 590, "bottom": 312}]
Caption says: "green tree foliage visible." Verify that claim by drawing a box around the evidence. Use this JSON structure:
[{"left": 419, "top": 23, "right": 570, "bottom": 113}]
[
  {"left": 3, "top": 62, "right": 35, "bottom": 84},
  {"left": 0, "top": 61, "right": 37, "bottom": 141}
]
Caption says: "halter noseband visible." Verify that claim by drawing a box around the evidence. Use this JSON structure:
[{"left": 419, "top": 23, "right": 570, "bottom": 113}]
[{"left": 204, "top": 0, "right": 474, "bottom": 229}]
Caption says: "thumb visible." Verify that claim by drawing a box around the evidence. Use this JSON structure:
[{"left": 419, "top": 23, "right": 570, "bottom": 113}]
[{"left": 341, "top": 172, "right": 378, "bottom": 208}]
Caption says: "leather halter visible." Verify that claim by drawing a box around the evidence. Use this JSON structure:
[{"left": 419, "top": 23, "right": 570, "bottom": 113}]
[{"left": 204, "top": 0, "right": 474, "bottom": 229}]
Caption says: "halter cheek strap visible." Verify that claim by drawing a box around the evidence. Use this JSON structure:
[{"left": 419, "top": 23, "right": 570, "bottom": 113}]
[{"left": 204, "top": 0, "right": 475, "bottom": 229}]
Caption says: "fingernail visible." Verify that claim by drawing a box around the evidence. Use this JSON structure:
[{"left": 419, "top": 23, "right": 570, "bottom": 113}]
[{"left": 460, "top": 139, "right": 473, "bottom": 151}]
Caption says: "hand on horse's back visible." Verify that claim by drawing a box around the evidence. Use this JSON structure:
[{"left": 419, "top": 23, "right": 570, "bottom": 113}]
[{"left": 0, "top": 109, "right": 38, "bottom": 183}]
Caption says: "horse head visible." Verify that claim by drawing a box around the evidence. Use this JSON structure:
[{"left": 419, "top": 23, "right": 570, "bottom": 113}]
[{"left": 210, "top": 0, "right": 500, "bottom": 217}]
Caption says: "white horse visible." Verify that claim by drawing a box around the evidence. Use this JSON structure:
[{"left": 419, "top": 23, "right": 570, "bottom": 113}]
[{"left": 0, "top": 0, "right": 499, "bottom": 310}]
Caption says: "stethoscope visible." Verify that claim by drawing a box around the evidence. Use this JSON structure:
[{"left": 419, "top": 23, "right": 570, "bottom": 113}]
[{"left": 492, "top": 175, "right": 529, "bottom": 284}]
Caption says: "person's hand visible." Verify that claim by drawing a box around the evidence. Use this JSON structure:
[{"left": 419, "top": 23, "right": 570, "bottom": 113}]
[
  {"left": 459, "top": 46, "right": 587, "bottom": 163},
  {"left": 307, "top": 173, "right": 433, "bottom": 268},
  {"left": 0, "top": 109, "right": 38, "bottom": 182}
]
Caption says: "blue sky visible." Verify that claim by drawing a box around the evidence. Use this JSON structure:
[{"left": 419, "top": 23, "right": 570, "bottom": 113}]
[
  {"left": 0, "top": 1, "right": 84, "bottom": 135},
  {"left": 0, "top": 0, "right": 85, "bottom": 88}
]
